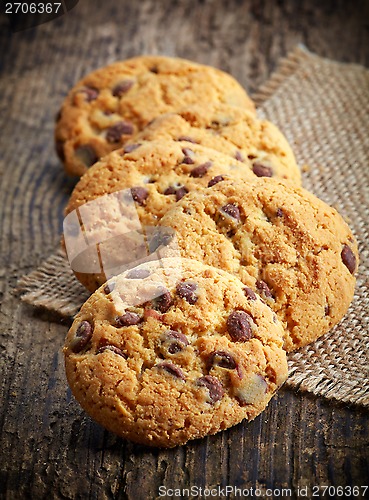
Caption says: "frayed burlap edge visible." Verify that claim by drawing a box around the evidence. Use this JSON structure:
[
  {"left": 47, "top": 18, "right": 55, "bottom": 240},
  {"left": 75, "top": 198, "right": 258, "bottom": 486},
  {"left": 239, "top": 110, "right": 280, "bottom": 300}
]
[
  {"left": 252, "top": 45, "right": 312, "bottom": 107},
  {"left": 17, "top": 249, "right": 89, "bottom": 317}
]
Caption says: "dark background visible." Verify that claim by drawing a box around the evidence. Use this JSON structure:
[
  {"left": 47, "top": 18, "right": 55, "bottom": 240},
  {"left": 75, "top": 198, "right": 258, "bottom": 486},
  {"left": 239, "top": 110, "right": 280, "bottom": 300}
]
[{"left": 0, "top": 1, "right": 369, "bottom": 499}]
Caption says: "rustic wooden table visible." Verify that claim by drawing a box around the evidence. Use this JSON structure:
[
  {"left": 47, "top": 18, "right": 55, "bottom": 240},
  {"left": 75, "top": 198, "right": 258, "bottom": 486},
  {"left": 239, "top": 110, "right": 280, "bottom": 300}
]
[{"left": 1, "top": 1, "right": 368, "bottom": 499}]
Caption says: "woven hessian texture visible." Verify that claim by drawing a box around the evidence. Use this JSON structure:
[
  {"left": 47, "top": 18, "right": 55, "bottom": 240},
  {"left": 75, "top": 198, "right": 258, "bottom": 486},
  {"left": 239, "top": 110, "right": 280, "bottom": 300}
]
[{"left": 18, "top": 47, "right": 369, "bottom": 407}]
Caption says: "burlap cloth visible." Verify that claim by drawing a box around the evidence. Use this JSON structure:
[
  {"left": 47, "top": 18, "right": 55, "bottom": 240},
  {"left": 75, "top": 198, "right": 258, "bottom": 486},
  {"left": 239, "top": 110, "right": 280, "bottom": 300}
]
[{"left": 18, "top": 46, "right": 369, "bottom": 407}]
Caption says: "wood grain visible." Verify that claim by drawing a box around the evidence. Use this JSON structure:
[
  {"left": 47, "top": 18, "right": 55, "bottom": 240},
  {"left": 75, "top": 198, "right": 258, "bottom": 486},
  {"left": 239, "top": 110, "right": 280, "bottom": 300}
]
[{"left": 1, "top": 0, "right": 369, "bottom": 498}]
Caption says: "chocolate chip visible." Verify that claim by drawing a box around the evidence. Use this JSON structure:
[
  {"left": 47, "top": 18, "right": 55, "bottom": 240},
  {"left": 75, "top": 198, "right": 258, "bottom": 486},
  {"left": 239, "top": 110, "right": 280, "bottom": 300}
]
[
  {"left": 123, "top": 143, "right": 141, "bottom": 153},
  {"left": 157, "top": 362, "right": 185, "bottom": 379},
  {"left": 182, "top": 156, "right": 195, "bottom": 165},
  {"left": 197, "top": 375, "right": 224, "bottom": 403},
  {"left": 252, "top": 163, "right": 273, "bottom": 177},
  {"left": 167, "top": 342, "right": 186, "bottom": 355},
  {"left": 163, "top": 330, "right": 189, "bottom": 354},
  {"left": 75, "top": 145, "right": 98, "bottom": 167},
  {"left": 149, "top": 229, "right": 174, "bottom": 252},
  {"left": 144, "top": 309, "right": 163, "bottom": 321},
  {"left": 235, "top": 150, "right": 245, "bottom": 162},
  {"left": 70, "top": 321, "right": 93, "bottom": 353},
  {"left": 243, "top": 287, "right": 257, "bottom": 300},
  {"left": 341, "top": 244, "right": 356, "bottom": 274},
  {"left": 227, "top": 311, "right": 253, "bottom": 342},
  {"left": 181, "top": 147, "right": 195, "bottom": 164},
  {"left": 149, "top": 65, "right": 159, "bottom": 74},
  {"left": 208, "top": 175, "right": 224, "bottom": 187},
  {"left": 112, "top": 80, "right": 134, "bottom": 97},
  {"left": 104, "top": 282, "right": 115, "bottom": 294},
  {"left": 176, "top": 281, "right": 198, "bottom": 304},
  {"left": 220, "top": 203, "right": 241, "bottom": 221},
  {"left": 126, "top": 268, "right": 150, "bottom": 279},
  {"left": 152, "top": 288, "right": 173, "bottom": 313},
  {"left": 167, "top": 330, "right": 189, "bottom": 344},
  {"left": 116, "top": 312, "right": 141, "bottom": 327},
  {"left": 175, "top": 186, "right": 189, "bottom": 201},
  {"left": 182, "top": 147, "right": 194, "bottom": 157},
  {"left": 106, "top": 121, "right": 134, "bottom": 143},
  {"left": 131, "top": 186, "right": 148, "bottom": 205},
  {"left": 190, "top": 161, "right": 212, "bottom": 178},
  {"left": 207, "top": 350, "right": 237, "bottom": 370},
  {"left": 97, "top": 345, "right": 127, "bottom": 358},
  {"left": 325, "top": 304, "right": 330, "bottom": 316},
  {"left": 164, "top": 185, "right": 176, "bottom": 195},
  {"left": 276, "top": 208, "right": 284, "bottom": 217},
  {"left": 55, "top": 140, "right": 65, "bottom": 161},
  {"left": 255, "top": 280, "right": 273, "bottom": 299},
  {"left": 165, "top": 185, "right": 183, "bottom": 199},
  {"left": 177, "top": 136, "right": 198, "bottom": 144},
  {"left": 76, "top": 86, "right": 99, "bottom": 102}
]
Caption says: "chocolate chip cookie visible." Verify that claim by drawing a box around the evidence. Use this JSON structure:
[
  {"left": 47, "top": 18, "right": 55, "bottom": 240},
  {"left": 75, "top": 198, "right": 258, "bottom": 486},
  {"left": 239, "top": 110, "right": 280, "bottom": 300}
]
[
  {"left": 63, "top": 258, "right": 288, "bottom": 447},
  {"left": 55, "top": 56, "right": 255, "bottom": 176},
  {"left": 64, "top": 139, "right": 257, "bottom": 291},
  {"left": 156, "top": 178, "right": 359, "bottom": 352},
  {"left": 127, "top": 103, "right": 301, "bottom": 185}
]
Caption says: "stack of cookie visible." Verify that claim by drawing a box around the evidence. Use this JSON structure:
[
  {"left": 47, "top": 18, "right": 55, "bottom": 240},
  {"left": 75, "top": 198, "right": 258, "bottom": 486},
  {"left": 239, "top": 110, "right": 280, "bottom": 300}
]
[{"left": 56, "top": 56, "right": 358, "bottom": 448}]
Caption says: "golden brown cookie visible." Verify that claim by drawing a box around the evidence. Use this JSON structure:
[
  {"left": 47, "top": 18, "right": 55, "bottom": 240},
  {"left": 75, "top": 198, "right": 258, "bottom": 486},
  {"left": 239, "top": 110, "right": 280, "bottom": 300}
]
[
  {"left": 55, "top": 56, "right": 255, "bottom": 176},
  {"left": 63, "top": 139, "right": 257, "bottom": 291},
  {"left": 127, "top": 103, "right": 301, "bottom": 185},
  {"left": 63, "top": 258, "right": 288, "bottom": 448},
  {"left": 155, "top": 178, "right": 359, "bottom": 352}
]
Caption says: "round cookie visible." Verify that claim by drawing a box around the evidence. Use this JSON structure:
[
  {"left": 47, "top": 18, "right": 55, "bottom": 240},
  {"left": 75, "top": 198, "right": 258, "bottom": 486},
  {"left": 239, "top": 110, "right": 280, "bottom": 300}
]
[
  {"left": 55, "top": 56, "right": 255, "bottom": 176},
  {"left": 63, "top": 258, "right": 288, "bottom": 448},
  {"left": 64, "top": 139, "right": 258, "bottom": 292},
  {"left": 127, "top": 103, "right": 301, "bottom": 185},
  {"left": 155, "top": 178, "right": 359, "bottom": 352}
]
